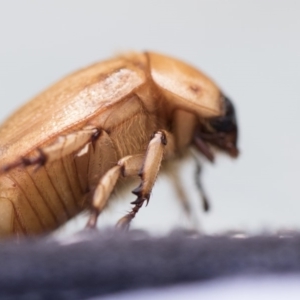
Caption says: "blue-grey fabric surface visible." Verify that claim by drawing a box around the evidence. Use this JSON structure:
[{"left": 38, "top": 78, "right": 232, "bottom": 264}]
[{"left": 0, "top": 230, "right": 300, "bottom": 300}]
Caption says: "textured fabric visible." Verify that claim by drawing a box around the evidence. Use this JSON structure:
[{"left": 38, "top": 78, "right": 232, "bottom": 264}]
[{"left": 1, "top": 230, "right": 300, "bottom": 299}]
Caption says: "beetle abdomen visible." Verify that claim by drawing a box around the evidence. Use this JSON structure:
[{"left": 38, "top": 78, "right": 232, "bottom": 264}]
[{"left": 0, "top": 155, "right": 87, "bottom": 235}]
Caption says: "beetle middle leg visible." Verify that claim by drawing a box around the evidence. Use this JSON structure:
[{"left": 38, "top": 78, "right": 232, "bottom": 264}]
[{"left": 86, "top": 154, "right": 145, "bottom": 228}]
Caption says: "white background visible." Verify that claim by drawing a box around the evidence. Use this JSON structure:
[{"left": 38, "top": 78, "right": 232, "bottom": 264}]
[
  {"left": 0, "top": 1, "right": 299, "bottom": 235},
  {"left": 97, "top": 275, "right": 300, "bottom": 300}
]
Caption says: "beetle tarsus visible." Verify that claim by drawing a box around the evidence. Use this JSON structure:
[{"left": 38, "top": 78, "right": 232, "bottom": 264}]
[
  {"left": 116, "top": 215, "right": 132, "bottom": 231},
  {"left": 116, "top": 202, "right": 143, "bottom": 230}
]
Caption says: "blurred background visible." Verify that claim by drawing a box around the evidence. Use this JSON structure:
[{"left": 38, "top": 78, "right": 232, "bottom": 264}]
[{"left": 0, "top": 0, "right": 299, "bottom": 236}]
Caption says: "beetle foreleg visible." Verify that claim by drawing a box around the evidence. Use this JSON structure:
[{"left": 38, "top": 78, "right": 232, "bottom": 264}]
[
  {"left": 86, "top": 154, "right": 145, "bottom": 229},
  {"left": 116, "top": 130, "right": 173, "bottom": 230},
  {"left": 131, "top": 131, "right": 168, "bottom": 205},
  {"left": 173, "top": 110, "right": 197, "bottom": 152}
]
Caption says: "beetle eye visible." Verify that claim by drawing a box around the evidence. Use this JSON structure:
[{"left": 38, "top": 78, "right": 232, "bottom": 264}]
[
  {"left": 209, "top": 95, "right": 237, "bottom": 133},
  {"left": 210, "top": 118, "right": 235, "bottom": 132},
  {"left": 198, "top": 95, "right": 239, "bottom": 158}
]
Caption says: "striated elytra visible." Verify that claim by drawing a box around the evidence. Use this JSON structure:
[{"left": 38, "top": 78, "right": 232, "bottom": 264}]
[{"left": 0, "top": 51, "right": 239, "bottom": 237}]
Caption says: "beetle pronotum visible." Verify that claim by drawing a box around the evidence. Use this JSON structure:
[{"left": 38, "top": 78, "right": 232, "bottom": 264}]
[{"left": 0, "top": 51, "right": 238, "bottom": 237}]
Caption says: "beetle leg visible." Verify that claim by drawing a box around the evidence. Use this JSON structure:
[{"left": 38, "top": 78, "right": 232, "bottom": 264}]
[
  {"left": 194, "top": 157, "right": 210, "bottom": 212},
  {"left": 190, "top": 150, "right": 210, "bottom": 212},
  {"left": 173, "top": 109, "right": 197, "bottom": 152},
  {"left": 116, "top": 130, "right": 172, "bottom": 230},
  {"left": 1, "top": 126, "right": 99, "bottom": 173},
  {"left": 41, "top": 127, "right": 100, "bottom": 164},
  {"left": 86, "top": 154, "right": 145, "bottom": 229}
]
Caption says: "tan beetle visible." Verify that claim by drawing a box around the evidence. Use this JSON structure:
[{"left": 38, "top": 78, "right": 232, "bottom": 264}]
[{"left": 0, "top": 51, "right": 238, "bottom": 237}]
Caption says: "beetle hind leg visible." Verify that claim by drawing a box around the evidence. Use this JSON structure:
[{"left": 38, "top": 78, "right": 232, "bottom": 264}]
[{"left": 1, "top": 126, "right": 99, "bottom": 174}]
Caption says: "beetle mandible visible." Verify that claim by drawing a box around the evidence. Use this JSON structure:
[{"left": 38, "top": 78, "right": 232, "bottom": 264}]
[{"left": 0, "top": 51, "right": 239, "bottom": 237}]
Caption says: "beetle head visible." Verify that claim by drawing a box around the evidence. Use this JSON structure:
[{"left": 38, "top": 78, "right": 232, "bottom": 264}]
[{"left": 194, "top": 96, "right": 239, "bottom": 162}]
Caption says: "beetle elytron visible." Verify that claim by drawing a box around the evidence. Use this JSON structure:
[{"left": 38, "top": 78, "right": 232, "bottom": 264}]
[{"left": 0, "top": 51, "right": 238, "bottom": 237}]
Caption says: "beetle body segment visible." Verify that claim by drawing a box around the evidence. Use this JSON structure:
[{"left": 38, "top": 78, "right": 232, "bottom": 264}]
[
  {"left": 0, "top": 51, "right": 238, "bottom": 237},
  {"left": 149, "top": 52, "right": 221, "bottom": 117}
]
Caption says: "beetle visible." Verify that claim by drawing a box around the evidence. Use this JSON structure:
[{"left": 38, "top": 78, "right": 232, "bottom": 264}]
[{"left": 0, "top": 51, "right": 238, "bottom": 237}]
